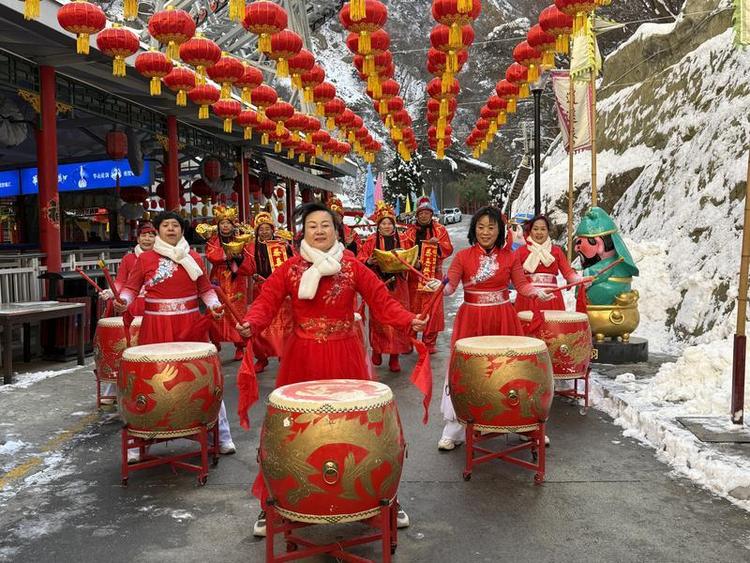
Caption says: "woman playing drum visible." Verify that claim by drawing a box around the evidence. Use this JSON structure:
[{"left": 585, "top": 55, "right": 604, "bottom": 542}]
[
  {"left": 237, "top": 202, "right": 429, "bottom": 537},
  {"left": 437, "top": 206, "right": 554, "bottom": 451}
]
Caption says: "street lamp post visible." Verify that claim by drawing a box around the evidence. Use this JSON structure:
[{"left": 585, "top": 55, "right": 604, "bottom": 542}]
[{"left": 530, "top": 73, "right": 548, "bottom": 217}]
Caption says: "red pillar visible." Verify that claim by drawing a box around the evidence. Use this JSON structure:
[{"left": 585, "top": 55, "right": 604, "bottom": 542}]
[
  {"left": 165, "top": 115, "right": 179, "bottom": 211},
  {"left": 240, "top": 152, "right": 250, "bottom": 222},
  {"left": 286, "top": 179, "right": 295, "bottom": 233},
  {"left": 36, "top": 65, "right": 62, "bottom": 275}
]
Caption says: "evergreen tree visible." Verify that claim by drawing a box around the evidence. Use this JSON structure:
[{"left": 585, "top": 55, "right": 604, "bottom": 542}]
[
  {"left": 487, "top": 171, "right": 512, "bottom": 208},
  {"left": 384, "top": 153, "right": 425, "bottom": 208}
]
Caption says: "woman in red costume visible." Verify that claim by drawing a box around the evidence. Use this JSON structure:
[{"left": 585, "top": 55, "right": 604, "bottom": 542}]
[
  {"left": 514, "top": 214, "right": 582, "bottom": 312},
  {"left": 114, "top": 211, "right": 236, "bottom": 457},
  {"left": 359, "top": 201, "right": 412, "bottom": 373},
  {"left": 437, "top": 206, "right": 554, "bottom": 451},
  {"left": 206, "top": 205, "right": 255, "bottom": 361},
  {"left": 329, "top": 196, "right": 361, "bottom": 255},
  {"left": 402, "top": 196, "right": 454, "bottom": 353},
  {"left": 237, "top": 202, "right": 428, "bottom": 537},
  {"left": 248, "top": 211, "right": 293, "bottom": 373}
]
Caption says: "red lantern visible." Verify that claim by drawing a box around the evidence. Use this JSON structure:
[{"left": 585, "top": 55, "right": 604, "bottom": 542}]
[
  {"left": 313, "top": 82, "right": 337, "bottom": 116},
  {"left": 120, "top": 186, "right": 148, "bottom": 204},
  {"left": 284, "top": 112, "right": 308, "bottom": 141},
  {"left": 213, "top": 99, "right": 242, "bottom": 133},
  {"left": 495, "top": 79, "right": 520, "bottom": 113},
  {"left": 148, "top": 5, "right": 196, "bottom": 61},
  {"left": 190, "top": 195, "right": 199, "bottom": 205},
  {"left": 237, "top": 109, "right": 260, "bottom": 140},
  {"left": 540, "top": 4, "right": 574, "bottom": 54},
  {"left": 250, "top": 84, "right": 278, "bottom": 119},
  {"left": 323, "top": 97, "right": 346, "bottom": 130},
  {"left": 268, "top": 30, "right": 303, "bottom": 78},
  {"left": 432, "top": 0, "right": 481, "bottom": 49},
  {"left": 335, "top": 109, "right": 355, "bottom": 138},
  {"left": 300, "top": 65, "right": 325, "bottom": 103},
  {"left": 487, "top": 95, "right": 508, "bottom": 124},
  {"left": 427, "top": 77, "right": 459, "bottom": 119},
  {"left": 427, "top": 48, "right": 468, "bottom": 78},
  {"left": 203, "top": 159, "right": 222, "bottom": 184},
  {"left": 506, "top": 62, "right": 530, "bottom": 98},
  {"left": 179, "top": 33, "right": 221, "bottom": 84},
  {"left": 270, "top": 128, "right": 290, "bottom": 153},
  {"left": 243, "top": 0, "right": 288, "bottom": 53},
  {"left": 554, "top": 0, "right": 597, "bottom": 34},
  {"left": 96, "top": 24, "right": 139, "bottom": 77},
  {"left": 339, "top": 0, "right": 388, "bottom": 54},
  {"left": 287, "top": 48, "right": 315, "bottom": 90},
  {"left": 261, "top": 178, "right": 274, "bottom": 199},
  {"left": 188, "top": 84, "right": 221, "bottom": 119},
  {"left": 256, "top": 118, "right": 277, "bottom": 146},
  {"left": 191, "top": 178, "right": 213, "bottom": 198},
  {"left": 278, "top": 213, "right": 285, "bottom": 224},
  {"left": 527, "top": 24, "right": 557, "bottom": 68},
  {"left": 135, "top": 49, "right": 173, "bottom": 96},
  {"left": 429, "top": 24, "right": 474, "bottom": 75},
  {"left": 180, "top": 196, "right": 187, "bottom": 206},
  {"left": 275, "top": 187, "right": 285, "bottom": 199},
  {"left": 346, "top": 29, "right": 390, "bottom": 55},
  {"left": 206, "top": 53, "right": 245, "bottom": 99},
  {"left": 163, "top": 66, "right": 196, "bottom": 107},
  {"left": 265, "top": 101, "right": 295, "bottom": 136},
  {"left": 106, "top": 130, "right": 128, "bottom": 160},
  {"left": 235, "top": 64, "right": 264, "bottom": 105},
  {"left": 303, "top": 115, "right": 322, "bottom": 136},
  {"left": 311, "top": 130, "right": 331, "bottom": 157},
  {"left": 513, "top": 40, "right": 543, "bottom": 83},
  {"left": 57, "top": 0, "right": 106, "bottom": 55}
]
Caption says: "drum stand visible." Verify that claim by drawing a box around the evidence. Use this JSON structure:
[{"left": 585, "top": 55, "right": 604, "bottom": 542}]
[
  {"left": 462, "top": 423, "right": 546, "bottom": 484},
  {"left": 554, "top": 367, "right": 591, "bottom": 415},
  {"left": 94, "top": 370, "right": 117, "bottom": 408},
  {"left": 120, "top": 423, "right": 219, "bottom": 486},
  {"left": 264, "top": 497, "right": 398, "bottom": 563}
]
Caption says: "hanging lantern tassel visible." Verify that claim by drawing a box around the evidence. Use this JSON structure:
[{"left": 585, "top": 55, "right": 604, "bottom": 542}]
[
  {"left": 378, "top": 99, "right": 387, "bottom": 115},
  {"left": 472, "top": 146, "right": 480, "bottom": 158},
  {"left": 556, "top": 33, "right": 570, "bottom": 54},
  {"left": 457, "top": 0, "right": 473, "bottom": 14},
  {"left": 124, "top": 0, "right": 138, "bottom": 20},
  {"left": 243, "top": 127, "right": 253, "bottom": 140},
  {"left": 441, "top": 77, "right": 452, "bottom": 94},
  {"left": 437, "top": 139, "right": 445, "bottom": 160},
  {"left": 507, "top": 97, "right": 516, "bottom": 113},
  {"left": 274, "top": 141, "right": 282, "bottom": 153},
  {"left": 449, "top": 23, "right": 461, "bottom": 50},
  {"left": 497, "top": 111, "right": 507, "bottom": 125},
  {"left": 527, "top": 64, "right": 539, "bottom": 84},
  {"left": 229, "top": 0, "right": 245, "bottom": 22},
  {"left": 166, "top": 41, "right": 179, "bottom": 62},
  {"left": 437, "top": 120, "right": 446, "bottom": 139},
  {"left": 221, "top": 82, "right": 232, "bottom": 99},
  {"left": 257, "top": 108, "right": 265, "bottom": 120},
  {"left": 392, "top": 127, "right": 403, "bottom": 141},
  {"left": 259, "top": 33, "right": 272, "bottom": 53},
  {"left": 287, "top": 148, "right": 295, "bottom": 159},
  {"left": 298, "top": 153, "right": 305, "bottom": 163},
  {"left": 199, "top": 105, "right": 209, "bottom": 120},
  {"left": 196, "top": 67, "right": 207, "bottom": 85},
  {"left": 519, "top": 83, "right": 530, "bottom": 98},
  {"left": 358, "top": 31, "right": 371, "bottom": 55},
  {"left": 276, "top": 58, "right": 289, "bottom": 78},
  {"left": 292, "top": 74, "right": 303, "bottom": 90},
  {"left": 176, "top": 89, "right": 187, "bottom": 107},
  {"left": 351, "top": 0, "right": 366, "bottom": 22},
  {"left": 242, "top": 88, "right": 252, "bottom": 105},
  {"left": 275, "top": 121, "right": 284, "bottom": 135},
  {"left": 448, "top": 51, "right": 459, "bottom": 73},
  {"left": 326, "top": 117, "right": 335, "bottom": 129},
  {"left": 262, "top": 132, "right": 270, "bottom": 145},
  {"left": 574, "top": 12, "right": 586, "bottom": 34},
  {"left": 310, "top": 156, "right": 317, "bottom": 165},
  {"left": 543, "top": 50, "right": 555, "bottom": 68},
  {"left": 113, "top": 56, "right": 127, "bottom": 77},
  {"left": 364, "top": 54, "right": 375, "bottom": 76},
  {"left": 439, "top": 98, "right": 449, "bottom": 118},
  {"left": 316, "top": 102, "right": 325, "bottom": 116},
  {"left": 24, "top": 0, "right": 40, "bottom": 20},
  {"left": 367, "top": 73, "right": 380, "bottom": 94},
  {"left": 76, "top": 32, "right": 92, "bottom": 55},
  {"left": 348, "top": 130, "right": 356, "bottom": 143},
  {"left": 150, "top": 77, "right": 162, "bottom": 96},
  {"left": 489, "top": 121, "right": 498, "bottom": 136},
  {"left": 385, "top": 114, "right": 393, "bottom": 128},
  {"left": 315, "top": 144, "right": 323, "bottom": 157},
  {"left": 303, "top": 87, "right": 314, "bottom": 103},
  {"left": 223, "top": 118, "right": 233, "bottom": 133}
]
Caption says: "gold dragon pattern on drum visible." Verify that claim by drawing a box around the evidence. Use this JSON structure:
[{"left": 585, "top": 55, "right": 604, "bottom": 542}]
[{"left": 539, "top": 329, "right": 591, "bottom": 367}]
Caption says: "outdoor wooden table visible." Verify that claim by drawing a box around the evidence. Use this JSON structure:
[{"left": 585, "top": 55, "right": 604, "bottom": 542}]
[{"left": 0, "top": 301, "right": 86, "bottom": 385}]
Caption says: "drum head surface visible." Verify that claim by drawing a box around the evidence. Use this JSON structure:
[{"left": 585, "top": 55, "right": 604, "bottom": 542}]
[
  {"left": 518, "top": 310, "right": 588, "bottom": 323},
  {"left": 269, "top": 379, "right": 393, "bottom": 412},
  {"left": 454, "top": 335, "right": 548, "bottom": 355},
  {"left": 122, "top": 341, "right": 217, "bottom": 361},
  {"left": 97, "top": 316, "right": 143, "bottom": 327}
]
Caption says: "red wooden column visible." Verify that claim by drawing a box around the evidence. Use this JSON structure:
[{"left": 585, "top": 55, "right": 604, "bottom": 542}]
[
  {"left": 239, "top": 151, "right": 250, "bottom": 222},
  {"left": 164, "top": 115, "right": 180, "bottom": 210},
  {"left": 36, "top": 65, "right": 62, "bottom": 277},
  {"left": 285, "top": 179, "right": 295, "bottom": 233}
]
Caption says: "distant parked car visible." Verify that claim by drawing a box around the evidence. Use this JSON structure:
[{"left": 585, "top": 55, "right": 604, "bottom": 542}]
[{"left": 442, "top": 207, "right": 462, "bottom": 224}]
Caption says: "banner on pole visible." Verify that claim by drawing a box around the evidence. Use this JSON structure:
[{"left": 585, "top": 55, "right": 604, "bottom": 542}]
[
  {"left": 551, "top": 70, "right": 594, "bottom": 154},
  {"left": 735, "top": 0, "right": 750, "bottom": 45},
  {"left": 570, "top": 15, "right": 601, "bottom": 80}
]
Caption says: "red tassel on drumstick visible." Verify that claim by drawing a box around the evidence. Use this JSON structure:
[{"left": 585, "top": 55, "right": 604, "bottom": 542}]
[{"left": 98, "top": 260, "right": 132, "bottom": 347}]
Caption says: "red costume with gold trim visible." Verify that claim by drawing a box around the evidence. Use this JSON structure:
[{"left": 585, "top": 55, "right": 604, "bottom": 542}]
[{"left": 513, "top": 244, "right": 577, "bottom": 312}]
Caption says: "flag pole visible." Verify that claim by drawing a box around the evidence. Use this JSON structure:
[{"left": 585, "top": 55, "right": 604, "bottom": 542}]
[
  {"left": 732, "top": 150, "right": 750, "bottom": 425},
  {"left": 590, "top": 65, "right": 598, "bottom": 206},
  {"left": 568, "top": 68, "right": 576, "bottom": 261}
]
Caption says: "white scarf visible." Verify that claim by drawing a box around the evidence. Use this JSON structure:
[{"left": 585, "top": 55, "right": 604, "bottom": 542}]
[
  {"left": 523, "top": 238, "right": 555, "bottom": 272},
  {"left": 298, "top": 240, "right": 344, "bottom": 300},
  {"left": 153, "top": 235, "right": 203, "bottom": 281},
  {"left": 134, "top": 244, "right": 144, "bottom": 257}
]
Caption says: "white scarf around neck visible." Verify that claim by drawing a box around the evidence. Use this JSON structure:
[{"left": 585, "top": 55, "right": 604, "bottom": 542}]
[
  {"left": 298, "top": 240, "right": 345, "bottom": 299},
  {"left": 153, "top": 235, "right": 203, "bottom": 281},
  {"left": 523, "top": 238, "right": 555, "bottom": 272},
  {"left": 134, "top": 244, "right": 144, "bottom": 257}
]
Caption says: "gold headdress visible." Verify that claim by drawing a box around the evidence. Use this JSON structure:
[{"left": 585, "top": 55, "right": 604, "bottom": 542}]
[
  {"left": 329, "top": 197, "right": 344, "bottom": 215},
  {"left": 254, "top": 211, "right": 274, "bottom": 228},
  {"left": 213, "top": 205, "right": 239, "bottom": 224},
  {"left": 371, "top": 200, "right": 396, "bottom": 224}
]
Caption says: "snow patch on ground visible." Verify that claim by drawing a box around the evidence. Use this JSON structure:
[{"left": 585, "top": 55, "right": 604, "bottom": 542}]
[
  {"left": 0, "top": 440, "right": 27, "bottom": 456},
  {"left": 0, "top": 364, "right": 92, "bottom": 392}
]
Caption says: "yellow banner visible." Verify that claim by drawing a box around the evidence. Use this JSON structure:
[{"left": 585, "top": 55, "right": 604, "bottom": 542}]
[
  {"left": 735, "top": 0, "right": 750, "bottom": 45},
  {"left": 418, "top": 240, "right": 438, "bottom": 291},
  {"left": 265, "top": 241, "right": 289, "bottom": 272}
]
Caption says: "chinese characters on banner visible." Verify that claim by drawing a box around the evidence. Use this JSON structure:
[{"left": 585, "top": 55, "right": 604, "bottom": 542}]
[
  {"left": 418, "top": 240, "right": 438, "bottom": 292},
  {"left": 551, "top": 70, "right": 594, "bottom": 154},
  {"left": 265, "top": 240, "right": 289, "bottom": 271}
]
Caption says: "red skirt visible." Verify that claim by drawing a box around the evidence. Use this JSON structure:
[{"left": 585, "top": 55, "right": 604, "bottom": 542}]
[
  {"left": 450, "top": 302, "right": 524, "bottom": 347},
  {"left": 369, "top": 277, "right": 412, "bottom": 355},
  {"left": 138, "top": 311, "right": 211, "bottom": 345},
  {"left": 514, "top": 292, "right": 565, "bottom": 313},
  {"left": 253, "top": 298, "right": 293, "bottom": 360}
]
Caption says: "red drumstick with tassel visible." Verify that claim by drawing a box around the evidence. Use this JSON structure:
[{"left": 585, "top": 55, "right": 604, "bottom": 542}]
[
  {"left": 390, "top": 250, "right": 434, "bottom": 284},
  {"left": 97, "top": 260, "right": 132, "bottom": 346},
  {"left": 74, "top": 268, "right": 103, "bottom": 292}
]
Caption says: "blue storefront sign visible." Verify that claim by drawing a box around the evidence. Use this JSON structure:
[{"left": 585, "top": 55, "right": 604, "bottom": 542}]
[
  {"left": 19, "top": 159, "right": 151, "bottom": 195},
  {"left": 0, "top": 170, "right": 21, "bottom": 197}
]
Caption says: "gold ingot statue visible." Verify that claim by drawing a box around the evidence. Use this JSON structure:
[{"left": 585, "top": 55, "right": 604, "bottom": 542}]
[
  {"left": 372, "top": 246, "right": 418, "bottom": 273},
  {"left": 195, "top": 223, "right": 217, "bottom": 240},
  {"left": 222, "top": 240, "right": 246, "bottom": 257},
  {"left": 586, "top": 290, "right": 640, "bottom": 342}
]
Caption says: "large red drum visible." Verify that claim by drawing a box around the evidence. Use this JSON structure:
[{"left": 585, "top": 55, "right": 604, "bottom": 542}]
[
  {"left": 117, "top": 342, "right": 223, "bottom": 438},
  {"left": 93, "top": 316, "right": 142, "bottom": 381},
  {"left": 518, "top": 310, "right": 593, "bottom": 379},
  {"left": 449, "top": 336, "right": 553, "bottom": 433},
  {"left": 260, "top": 379, "right": 405, "bottom": 524}
]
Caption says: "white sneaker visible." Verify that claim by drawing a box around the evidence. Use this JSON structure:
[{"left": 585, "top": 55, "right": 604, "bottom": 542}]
[
  {"left": 396, "top": 509, "right": 410, "bottom": 528},
  {"left": 100, "top": 398, "right": 115, "bottom": 405},
  {"left": 519, "top": 434, "right": 550, "bottom": 446},
  {"left": 437, "top": 437, "right": 461, "bottom": 451},
  {"left": 127, "top": 450, "right": 140, "bottom": 464},
  {"left": 253, "top": 511, "right": 266, "bottom": 537},
  {"left": 219, "top": 441, "right": 236, "bottom": 455}
]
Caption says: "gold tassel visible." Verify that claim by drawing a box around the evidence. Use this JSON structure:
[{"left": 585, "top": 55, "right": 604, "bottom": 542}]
[
  {"left": 275, "top": 121, "right": 284, "bottom": 135},
  {"left": 339, "top": 129, "right": 347, "bottom": 140},
  {"left": 385, "top": 115, "right": 393, "bottom": 128},
  {"left": 326, "top": 117, "right": 335, "bottom": 129},
  {"left": 315, "top": 145, "right": 323, "bottom": 157},
  {"left": 439, "top": 98, "right": 448, "bottom": 118},
  {"left": 244, "top": 127, "right": 252, "bottom": 140},
  {"left": 150, "top": 77, "right": 161, "bottom": 96},
  {"left": 557, "top": 34, "right": 570, "bottom": 54},
  {"left": 472, "top": 147, "right": 480, "bottom": 158},
  {"left": 292, "top": 74, "right": 303, "bottom": 90},
  {"left": 437, "top": 140, "right": 445, "bottom": 159},
  {"left": 221, "top": 83, "right": 231, "bottom": 99},
  {"left": 519, "top": 83, "right": 530, "bottom": 98},
  {"left": 274, "top": 142, "right": 281, "bottom": 153},
  {"left": 259, "top": 34, "right": 271, "bottom": 53},
  {"left": 448, "top": 51, "right": 458, "bottom": 73},
  {"left": 354, "top": 141, "right": 362, "bottom": 153},
  {"left": 373, "top": 81, "right": 382, "bottom": 99},
  {"left": 489, "top": 121, "right": 497, "bottom": 136},
  {"left": 351, "top": 0, "right": 365, "bottom": 22},
  {"left": 287, "top": 149, "right": 294, "bottom": 159},
  {"left": 229, "top": 0, "right": 245, "bottom": 22},
  {"left": 449, "top": 23, "right": 461, "bottom": 49},
  {"left": 299, "top": 153, "right": 305, "bottom": 163},
  {"left": 480, "top": 139, "right": 487, "bottom": 152},
  {"left": 379, "top": 99, "right": 387, "bottom": 115},
  {"left": 367, "top": 73, "right": 379, "bottom": 93},
  {"left": 438, "top": 117, "right": 447, "bottom": 133},
  {"left": 574, "top": 13, "right": 585, "bottom": 34},
  {"left": 303, "top": 87, "right": 314, "bottom": 103},
  {"left": 262, "top": 132, "right": 269, "bottom": 145},
  {"left": 457, "top": 0, "right": 473, "bottom": 14},
  {"left": 196, "top": 67, "right": 206, "bottom": 85},
  {"left": 124, "top": 0, "right": 138, "bottom": 20},
  {"left": 166, "top": 41, "right": 178, "bottom": 62},
  {"left": 441, "top": 75, "right": 452, "bottom": 94},
  {"left": 24, "top": 0, "right": 40, "bottom": 20},
  {"left": 257, "top": 108, "right": 265, "bottom": 119},
  {"left": 310, "top": 156, "right": 316, "bottom": 165},
  {"left": 358, "top": 31, "right": 371, "bottom": 55},
  {"left": 543, "top": 50, "right": 555, "bottom": 68},
  {"left": 392, "top": 127, "right": 402, "bottom": 141},
  {"left": 292, "top": 132, "right": 300, "bottom": 142},
  {"left": 199, "top": 105, "right": 209, "bottom": 119},
  {"left": 113, "top": 57, "right": 126, "bottom": 77},
  {"left": 177, "top": 90, "right": 187, "bottom": 107},
  {"left": 276, "top": 58, "right": 289, "bottom": 78},
  {"left": 507, "top": 98, "right": 516, "bottom": 113},
  {"left": 242, "top": 88, "right": 251, "bottom": 105},
  {"left": 77, "top": 33, "right": 90, "bottom": 55},
  {"left": 527, "top": 64, "right": 539, "bottom": 83},
  {"left": 497, "top": 111, "right": 507, "bottom": 125},
  {"left": 316, "top": 102, "right": 325, "bottom": 116}
]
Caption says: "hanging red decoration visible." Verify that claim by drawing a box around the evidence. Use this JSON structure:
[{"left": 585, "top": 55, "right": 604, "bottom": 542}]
[
  {"left": 228, "top": 0, "right": 246, "bottom": 23},
  {"left": 249, "top": 84, "right": 278, "bottom": 119},
  {"left": 429, "top": 24, "right": 473, "bottom": 79},
  {"left": 148, "top": 5, "right": 196, "bottom": 61},
  {"left": 243, "top": 1, "right": 288, "bottom": 53},
  {"left": 345, "top": 29, "right": 390, "bottom": 56},
  {"left": 179, "top": 33, "right": 222, "bottom": 84},
  {"left": 213, "top": 99, "right": 242, "bottom": 133},
  {"left": 256, "top": 118, "right": 277, "bottom": 146},
  {"left": 25, "top": 0, "right": 40, "bottom": 21},
  {"left": 188, "top": 84, "right": 221, "bottom": 119},
  {"left": 506, "top": 62, "right": 531, "bottom": 98},
  {"left": 300, "top": 65, "right": 326, "bottom": 103},
  {"left": 277, "top": 213, "right": 285, "bottom": 224},
  {"left": 237, "top": 110, "right": 260, "bottom": 140},
  {"left": 339, "top": 0, "right": 388, "bottom": 54},
  {"left": 540, "top": 4, "right": 574, "bottom": 54},
  {"left": 235, "top": 64, "right": 264, "bottom": 105},
  {"left": 191, "top": 178, "right": 213, "bottom": 198},
  {"left": 371, "top": 78, "right": 399, "bottom": 114},
  {"left": 163, "top": 66, "right": 196, "bottom": 107},
  {"left": 106, "top": 130, "right": 128, "bottom": 160},
  {"left": 427, "top": 77, "right": 459, "bottom": 118},
  {"left": 312, "top": 82, "right": 337, "bottom": 116},
  {"left": 487, "top": 95, "right": 508, "bottom": 124},
  {"left": 206, "top": 53, "right": 245, "bottom": 99},
  {"left": 135, "top": 49, "right": 173, "bottom": 96},
  {"left": 311, "top": 130, "right": 331, "bottom": 157},
  {"left": 265, "top": 101, "right": 295, "bottom": 136},
  {"left": 323, "top": 97, "right": 346, "bottom": 130},
  {"left": 268, "top": 30, "right": 303, "bottom": 78},
  {"left": 120, "top": 187, "right": 148, "bottom": 204},
  {"left": 513, "top": 41, "right": 543, "bottom": 84},
  {"left": 57, "top": 0, "right": 106, "bottom": 55},
  {"left": 527, "top": 23, "right": 557, "bottom": 68},
  {"left": 431, "top": 0, "right": 481, "bottom": 49},
  {"left": 334, "top": 109, "right": 356, "bottom": 139},
  {"left": 427, "top": 48, "right": 468, "bottom": 78},
  {"left": 284, "top": 112, "right": 309, "bottom": 142},
  {"left": 96, "top": 24, "right": 139, "bottom": 77},
  {"left": 275, "top": 187, "right": 285, "bottom": 199},
  {"left": 269, "top": 128, "right": 290, "bottom": 154},
  {"left": 287, "top": 49, "right": 316, "bottom": 90},
  {"left": 495, "top": 79, "right": 520, "bottom": 113},
  {"left": 554, "top": 0, "right": 596, "bottom": 34}
]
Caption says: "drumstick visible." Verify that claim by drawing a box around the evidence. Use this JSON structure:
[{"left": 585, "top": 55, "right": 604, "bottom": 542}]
[
  {"left": 75, "top": 268, "right": 103, "bottom": 293},
  {"left": 390, "top": 250, "right": 432, "bottom": 283},
  {"left": 211, "top": 282, "right": 244, "bottom": 325},
  {"left": 97, "top": 260, "right": 121, "bottom": 301},
  {"left": 417, "top": 277, "right": 449, "bottom": 320},
  {"left": 549, "top": 257, "right": 625, "bottom": 294}
]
